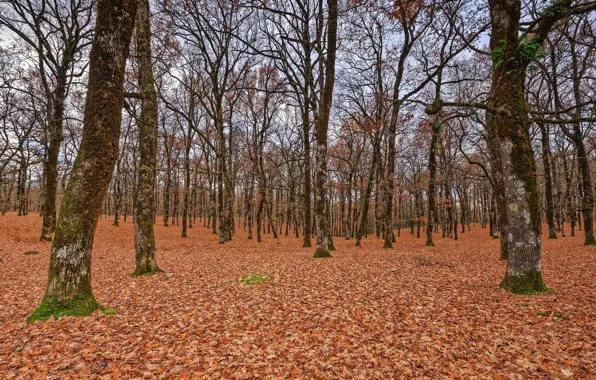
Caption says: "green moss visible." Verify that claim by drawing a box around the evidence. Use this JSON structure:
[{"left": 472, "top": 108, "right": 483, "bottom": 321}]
[
  {"left": 328, "top": 237, "right": 336, "bottom": 251},
  {"left": 238, "top": 273, "right": 272, "bottom": 285},
  {"left": 552, "top": 311, "right": 568, "bottom": 320},
  {"left": 383, "top": 240, "right": 393, "bottom": 249},
  {"left": 500, "top": 269, "right": 550, "bottom": 295},
  {"left": 313, "top": 247, "right": 332, "bottom": 258},
  {"left": 102, "top": 308, "right": 117, "bottom": 315},
  {"left": 129, "top": 267, "right": 161, "bottom": 277},
  {"left": 27, "top": 292, "right": 102, "bottom": 323},
  {"left": 425, "top": 99, "right": 444, "bottom": 116}
]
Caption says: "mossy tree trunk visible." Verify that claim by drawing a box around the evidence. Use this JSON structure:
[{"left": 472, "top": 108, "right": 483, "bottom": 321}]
[
  {"left": 313, "top": 0, "right": 337, "bottom": 258},
  {"left": 486, "top": 0, "right": 571, "bottom": 294},
  {"left": 28, "top": 0, "right": 137, "bottom": 322},
  {"left": 132, "top": 0, "right": 161, "bottom": 276}
]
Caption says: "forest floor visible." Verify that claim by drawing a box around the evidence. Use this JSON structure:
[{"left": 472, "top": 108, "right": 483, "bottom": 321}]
[{"left": 0, "top": 213, "right": 595, "bottom": 379}]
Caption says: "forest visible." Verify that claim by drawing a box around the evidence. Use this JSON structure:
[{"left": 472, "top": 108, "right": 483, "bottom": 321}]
[{"left": 0, "top": 0, "right": 595, "bottom": 377}]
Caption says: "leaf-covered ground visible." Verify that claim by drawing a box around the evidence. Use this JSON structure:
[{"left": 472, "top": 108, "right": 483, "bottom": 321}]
[{"left": 0, "top": 213, "right": 594, "bottom": 378}]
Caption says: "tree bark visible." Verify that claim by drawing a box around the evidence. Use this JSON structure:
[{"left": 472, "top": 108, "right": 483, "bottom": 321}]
[
  {"left": 40, "top": 83, "right": 66, "bottom": 241},
  {"left": 538, "top": 123, "right": 557, "bottom": 239},
  {"left": 426, "top": 124, "right": 440, "bottom": 247},
  {"left": 355, "top": 133, "right": 381, "bottom": 247},
  {"left": 132, "top": 0, "right": 160, "bottom": 276},
  {"left": 28, "top": 0, "right": 137, "bottom": 322},
  {"left": 313, "top": 0, "right": 338, "bottom": 258},
  {"left": 487, "top": 0, "right": 556, "bottom": 294}
]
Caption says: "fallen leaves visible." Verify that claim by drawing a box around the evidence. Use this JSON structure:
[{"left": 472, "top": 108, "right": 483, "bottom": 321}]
[{"left": 0, "top": 213, "right": 595, "bottom": 378}]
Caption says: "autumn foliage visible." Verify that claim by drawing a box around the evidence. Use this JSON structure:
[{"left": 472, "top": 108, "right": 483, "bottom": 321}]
[{"left": 1, "top": 214, "right": 595, "bottom": 377}]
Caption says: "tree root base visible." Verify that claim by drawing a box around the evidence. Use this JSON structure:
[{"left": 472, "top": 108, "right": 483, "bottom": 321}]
[
  {"left": 500, "top": 270, "right": 551, "bottom": 295},
  {"left": 313, "top": 248, "right": 332, "bottom": 258},
  {"left": 27, "top": 293, "right": 102, "bottom": 323},
  {"left": 130, "top": 267, "right": 163, "bottom": 277}
]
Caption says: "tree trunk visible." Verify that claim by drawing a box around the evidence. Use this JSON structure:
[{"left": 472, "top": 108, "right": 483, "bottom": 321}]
[
  {"left": 28, "top": 0, "right": 137, "bottom": 322},
  {"left": 487, "top": 0, "right": 554, "bottom": 294},
  {"left": 302, "top": 113, "right": 312, "bottom": 248},
  {"left": 181, "top": 141, "right": 191, "bottom": 238},
  {"left": 313, "top": 0, "right": 337, "bottom": 258},
  {"left": 132, "top": 0, "right": 161, "bottom": 276},
  {"left": 568, "top": 36, "right": 595, "bottom": 245},
  {"left": 355, "top": 134, "right": 381, "bottom": 247},
  {"left": 426, "top": 124, "right": 440, "bottom": 246},
  {"left": 538, "top": 123, "right": 557, "bottom": 239},
  {"left": 40, "top": 83, "right": 66, "bottom": 241}
]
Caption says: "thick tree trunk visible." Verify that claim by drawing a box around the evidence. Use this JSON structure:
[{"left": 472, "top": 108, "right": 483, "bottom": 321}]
[
  {"left": 487, "top": 0, "right": 553, "bottom": 294},
  {"left": 132, "top": 0, "right": 160, "bottom": 276},
  {"left": 28, "top": 0, "right": 137, "bottom": 322}
]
